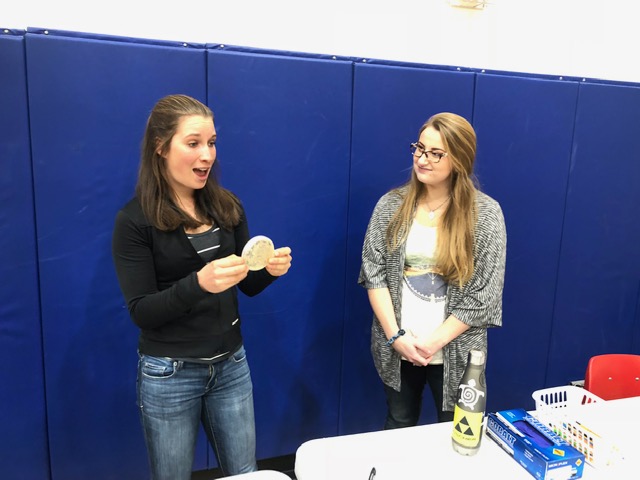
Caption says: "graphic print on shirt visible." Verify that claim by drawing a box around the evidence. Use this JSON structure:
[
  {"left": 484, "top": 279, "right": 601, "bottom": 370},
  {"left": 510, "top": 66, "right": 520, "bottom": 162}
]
[
  {"left": 401, "top": 222, "right": 447, "bottom": 364},
  {"left": 403, "top": 223, "right": 446, "bottom": 303},
  {"left": 404, "top": 256, "right": 447, "bottom": 302}
]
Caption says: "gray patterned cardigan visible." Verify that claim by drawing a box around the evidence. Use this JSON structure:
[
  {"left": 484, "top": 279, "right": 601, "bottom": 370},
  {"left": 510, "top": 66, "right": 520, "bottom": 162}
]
[{"left": 358, "top": 186, "right": 507, "bottom": 412}]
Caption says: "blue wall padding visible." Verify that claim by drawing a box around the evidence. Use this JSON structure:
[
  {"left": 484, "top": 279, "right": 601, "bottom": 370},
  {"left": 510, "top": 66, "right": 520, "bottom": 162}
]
[
  {"left": 207, "top": 49, "right": 354, "bottom": 460},
  {"left": 548, "top": 82, "right": 640, "bottom": 386},
  {"left": 341, "top": 63, "right": 476, "bottom": 433},
  {"left": 472, "top": 74, "right": 580, "bottom": 409},
  {"left": 25, "top": 30, "right": 208, "bottom": 479},
  {"left": 0, "top": 32, "right": 50, "bottom": 480},
  {"left": 3, "top": 26, "right": 640, "bottom": 480}
]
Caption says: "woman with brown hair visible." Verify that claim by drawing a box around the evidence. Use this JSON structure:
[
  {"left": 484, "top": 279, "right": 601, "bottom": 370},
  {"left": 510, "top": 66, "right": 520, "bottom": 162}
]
[{"left": 112, "top": 94, "right": 292, "bottom": 479}]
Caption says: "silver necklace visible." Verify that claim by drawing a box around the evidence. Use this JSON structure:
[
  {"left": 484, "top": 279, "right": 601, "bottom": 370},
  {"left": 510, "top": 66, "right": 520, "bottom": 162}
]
[{"left": 426, "top": 196, "right": 450, "bottom": 220}]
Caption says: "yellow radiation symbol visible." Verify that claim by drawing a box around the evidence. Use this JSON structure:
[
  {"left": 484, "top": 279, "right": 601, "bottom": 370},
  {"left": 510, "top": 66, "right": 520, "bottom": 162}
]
[{"left": 452, "top": 409, "right": 483, "bottom": 447}]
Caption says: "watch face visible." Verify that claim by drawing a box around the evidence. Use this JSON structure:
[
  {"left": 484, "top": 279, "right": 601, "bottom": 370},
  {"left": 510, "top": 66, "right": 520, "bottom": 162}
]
[{"left": 242, "top": 235, "right": 275, "bottom": 271}]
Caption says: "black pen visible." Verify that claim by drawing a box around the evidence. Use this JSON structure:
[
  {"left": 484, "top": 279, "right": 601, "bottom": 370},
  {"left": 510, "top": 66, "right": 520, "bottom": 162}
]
[{"left": 368, "top": 467, "right": 376, "bottom": 480}]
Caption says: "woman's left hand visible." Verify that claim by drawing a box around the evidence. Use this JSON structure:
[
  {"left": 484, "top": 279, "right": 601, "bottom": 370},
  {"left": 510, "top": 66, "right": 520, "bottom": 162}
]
[{"left": 265, "top": 247, "right": 292, "bottom": 277}]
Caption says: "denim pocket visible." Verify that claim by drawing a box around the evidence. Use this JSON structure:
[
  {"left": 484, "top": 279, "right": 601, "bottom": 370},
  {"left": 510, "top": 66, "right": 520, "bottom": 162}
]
[
  {"left": 231, "top": 345, "right": 247, "bottom": 364},
  {"left": 140, "top": 355, "right": 179, "bottom": 379}
]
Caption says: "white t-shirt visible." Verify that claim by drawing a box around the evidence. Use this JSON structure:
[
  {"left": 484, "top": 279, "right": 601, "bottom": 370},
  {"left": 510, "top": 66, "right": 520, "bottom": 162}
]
[{"left": 401, "top": 221, "right": 447, "bottom": 364}]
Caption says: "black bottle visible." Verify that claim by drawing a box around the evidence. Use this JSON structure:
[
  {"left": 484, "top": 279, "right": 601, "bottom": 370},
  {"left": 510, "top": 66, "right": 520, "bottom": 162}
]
[{"left": 451, "top": 349, "right": 487, "bottom": 455}]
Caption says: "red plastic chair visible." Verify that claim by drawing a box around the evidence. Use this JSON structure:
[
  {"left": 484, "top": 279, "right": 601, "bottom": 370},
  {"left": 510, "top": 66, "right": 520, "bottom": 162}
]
[{"left": 584, "top": 354, "right": 640, "bottom": 400}]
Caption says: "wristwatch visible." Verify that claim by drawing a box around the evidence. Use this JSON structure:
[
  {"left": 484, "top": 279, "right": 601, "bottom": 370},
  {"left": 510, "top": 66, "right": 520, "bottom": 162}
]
[{"left": 386, "top": 329, "right": 405, "bottom": 346}]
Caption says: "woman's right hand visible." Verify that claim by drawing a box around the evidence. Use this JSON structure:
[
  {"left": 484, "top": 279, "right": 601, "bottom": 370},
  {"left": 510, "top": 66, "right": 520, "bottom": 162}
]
[
  {"left": 393, "top": 334, "right": 433, "bottom": 366},
  {"left": 197, "top": 254, "right": 249, "bottom": 293}
]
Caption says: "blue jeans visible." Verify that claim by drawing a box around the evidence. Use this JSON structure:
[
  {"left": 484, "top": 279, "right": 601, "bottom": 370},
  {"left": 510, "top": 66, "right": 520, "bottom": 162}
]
[
  {"left": 137, "top": 345, "right": 257, "bottom": 480},
  {"left": 383, "top": 361, "right": 454, "bottom": 429}
]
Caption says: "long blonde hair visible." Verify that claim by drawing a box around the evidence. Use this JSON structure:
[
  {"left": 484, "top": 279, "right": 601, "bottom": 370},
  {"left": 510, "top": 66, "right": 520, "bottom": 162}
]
[{"left": 387, "top": 112, "right": 479, "bottom": 286}]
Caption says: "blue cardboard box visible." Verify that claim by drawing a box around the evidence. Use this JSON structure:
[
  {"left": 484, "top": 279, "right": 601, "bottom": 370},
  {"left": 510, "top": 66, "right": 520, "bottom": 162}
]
[{"left": 486, "top": 408, "right": 585, "bottom": 480}]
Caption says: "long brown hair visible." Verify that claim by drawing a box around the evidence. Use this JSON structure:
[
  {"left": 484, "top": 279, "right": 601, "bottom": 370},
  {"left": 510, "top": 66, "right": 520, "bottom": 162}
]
[
  {"left": 136, "top": 94, "right": 241, "bottom": 231},
  {"left": 387, "top": 112, "right": 479, "bottom": 286}
]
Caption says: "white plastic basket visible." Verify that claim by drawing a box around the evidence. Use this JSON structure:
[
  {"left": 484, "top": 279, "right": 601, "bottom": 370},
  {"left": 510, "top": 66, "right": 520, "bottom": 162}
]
[{"left": 531, "top": 385, "right": 623, "bottom": 468}]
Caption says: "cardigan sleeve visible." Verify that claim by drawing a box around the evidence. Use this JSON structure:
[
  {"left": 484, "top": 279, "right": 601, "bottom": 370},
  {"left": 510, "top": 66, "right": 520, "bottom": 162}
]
[
  {"left": 447, "top": 193, "right": 507, "bottom": 328},
  {"left": 358, "top": 194, "right": 396, "bottom": 290}
]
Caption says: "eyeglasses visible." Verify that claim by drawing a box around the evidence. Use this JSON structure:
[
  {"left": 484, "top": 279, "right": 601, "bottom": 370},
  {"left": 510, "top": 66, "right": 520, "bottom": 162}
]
[{"left": 410, "top": 142, "right": 448, "bottom": 163}]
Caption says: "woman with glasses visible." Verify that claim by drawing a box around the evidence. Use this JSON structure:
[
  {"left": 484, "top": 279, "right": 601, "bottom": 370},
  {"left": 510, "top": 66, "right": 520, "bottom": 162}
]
[
  {"left": 358, "top": 112, "right": 506, "bottom": 427},
  {"left": 111, "top": 94, "right": 292, "bottom": 479}
]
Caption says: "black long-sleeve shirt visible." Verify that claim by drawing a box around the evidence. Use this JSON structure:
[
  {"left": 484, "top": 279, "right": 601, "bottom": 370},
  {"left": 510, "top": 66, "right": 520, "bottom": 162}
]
[{"left": 111, "top": 197, "right": 276, "bottom": 359}]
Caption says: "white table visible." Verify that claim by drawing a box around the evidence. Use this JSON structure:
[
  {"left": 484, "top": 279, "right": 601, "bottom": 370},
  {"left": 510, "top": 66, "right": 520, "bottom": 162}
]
[
  {"left": 227, "top": 470, "right": 291, "bottom": 479},
  {"left": 295, "top": 396, "right": 640, "bottom": 480}
]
